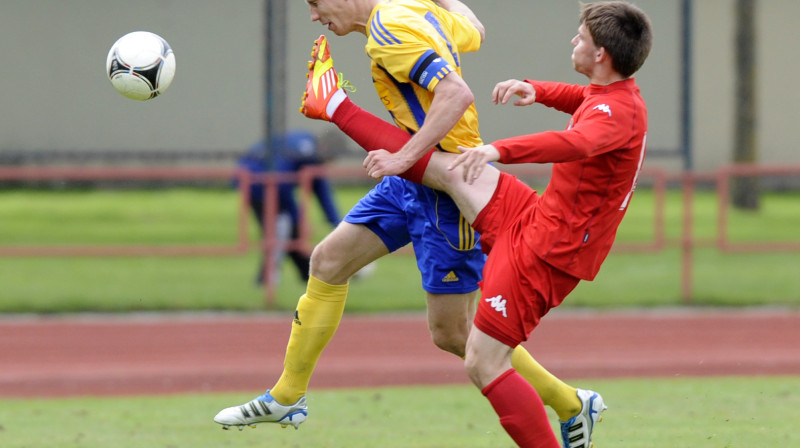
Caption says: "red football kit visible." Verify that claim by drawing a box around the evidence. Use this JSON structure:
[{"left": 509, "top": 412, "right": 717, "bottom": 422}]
[{"left": 473, "top": 78, "right": 648, "bottom": 347}]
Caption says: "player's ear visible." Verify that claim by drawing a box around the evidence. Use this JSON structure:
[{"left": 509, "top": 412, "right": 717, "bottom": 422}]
[{"left": 595, "top": 47, "right": 608, "bottom": 64}]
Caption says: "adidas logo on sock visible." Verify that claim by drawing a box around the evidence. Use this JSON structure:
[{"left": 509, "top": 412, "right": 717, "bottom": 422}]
[{"left": 441, "top": 271, "right": 460, "bottom": 283}]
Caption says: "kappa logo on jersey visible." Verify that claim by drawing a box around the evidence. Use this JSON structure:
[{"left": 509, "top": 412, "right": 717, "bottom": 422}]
[
  {"left": 293, "top": 310, "right": 302, "bottom": 326},
  {"left": 485, "top": 295, "right": 507, "bottom": 318},
  {"left": 442, "top": 271, "right": 460, "bottom": 283},
  {"left": 593, "top": 103, "right": 612, "bottom": 116}
]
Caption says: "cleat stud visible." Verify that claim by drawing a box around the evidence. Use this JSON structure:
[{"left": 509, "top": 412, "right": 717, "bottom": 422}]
[
  {"left": 221, "top": 425, "right": 230, "bottom": 431},
  {"left": 237, "top": 425, "right": 245, "bottom": 431}
]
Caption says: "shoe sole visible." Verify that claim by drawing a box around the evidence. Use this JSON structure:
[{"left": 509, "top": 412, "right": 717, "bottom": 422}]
[{"left": 217, "top": 409, "right": 307, "bottom": 431}]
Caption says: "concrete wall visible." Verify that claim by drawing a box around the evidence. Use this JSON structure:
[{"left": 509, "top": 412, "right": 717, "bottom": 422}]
[
  {"left": 0, "top": 0, "right": 796, "bottom": 172},
  {"left": 0, "top": 0, "right": 264, "bottom": 152},
  {"left": 692, "top": 0, "right": 800, "bottom": 170}
]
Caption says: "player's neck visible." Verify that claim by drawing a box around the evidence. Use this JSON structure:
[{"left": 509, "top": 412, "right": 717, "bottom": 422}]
[
  {"left": 587, "top": 64, "right": 625, "bottom": 86},
  {"left": 356, "top": 0, "right": 381, "bottom": 35}
]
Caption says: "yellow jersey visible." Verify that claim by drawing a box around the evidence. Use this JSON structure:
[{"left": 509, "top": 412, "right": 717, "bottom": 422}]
[{"left": 365, "top": 0, "right": 483, "bottom": 153}]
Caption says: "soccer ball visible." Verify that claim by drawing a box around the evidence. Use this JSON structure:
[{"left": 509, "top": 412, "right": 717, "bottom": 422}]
[{"left": 106, "top": 31, "right": 176, "bottom": 101}]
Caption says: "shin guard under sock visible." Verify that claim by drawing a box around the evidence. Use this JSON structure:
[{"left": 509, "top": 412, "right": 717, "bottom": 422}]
[
  {"left": 482, "top": 369, "right": 561, "bottom": 448},
  {"left": 331, "top": 98, "right": 433, "bottom": 183},
  {"left": 271, "top": 275, "right": 348, "bottom": 404}
]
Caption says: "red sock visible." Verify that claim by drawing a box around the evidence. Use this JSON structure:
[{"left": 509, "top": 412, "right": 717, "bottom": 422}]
[
  {"left": 331, "top": 98, "right": 433, "bottom": 184},
  {"left": 482, "top": 369, "right": 560, "bottom": 448}
]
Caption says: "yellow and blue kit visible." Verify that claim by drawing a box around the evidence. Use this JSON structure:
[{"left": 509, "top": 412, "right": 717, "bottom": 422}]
[
  {"left": 365, "top": 0, "right": 482, "bottom": 152},
  {"left": 343, "top": 0, "right": 485, "bottom": 293}
]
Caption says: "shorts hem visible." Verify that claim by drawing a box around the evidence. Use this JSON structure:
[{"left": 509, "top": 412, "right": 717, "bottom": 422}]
[
  {"left": 422, "top": 285, "right": 480, "bottom": 295},
  {"left": 342, "top": 218, "right": 405, "bottom": 253},
  {"left": 474, "top": 314, "right": 521, "bottom": 348}
]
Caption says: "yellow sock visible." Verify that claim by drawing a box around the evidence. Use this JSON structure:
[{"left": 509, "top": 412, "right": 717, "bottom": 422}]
[
  {"left": 270, "top": 275, "right": 348, "bottom": 404},
  {"left": 511, "top": 345, "right": 581, "bottom": 421}
]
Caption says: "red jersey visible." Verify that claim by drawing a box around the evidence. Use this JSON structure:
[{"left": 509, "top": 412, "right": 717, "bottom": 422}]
[{"left": 491, "top": 78, "right": 647, "bottom": 280}]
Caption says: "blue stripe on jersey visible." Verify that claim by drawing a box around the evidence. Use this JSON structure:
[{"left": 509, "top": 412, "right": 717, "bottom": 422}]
[
  {"left": 424, "top": 11, "right": 459, "bottom": 67},
  {"left": 376, "top": 64, "right": 445, "bottom": 151},
  {"left": 370, "top": 11, "right": 402, "bottom": 46},
  {"left": 394, "top": 76, "right": 427, "bottom": 129}
]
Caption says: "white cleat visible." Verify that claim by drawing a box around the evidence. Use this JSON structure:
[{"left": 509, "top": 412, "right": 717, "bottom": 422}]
[
  {"left": 214, "top": 390, "right": 308, "bottom": 430},
  {"left": 559, "top": 389, "right": 607, "bottom": 448}
]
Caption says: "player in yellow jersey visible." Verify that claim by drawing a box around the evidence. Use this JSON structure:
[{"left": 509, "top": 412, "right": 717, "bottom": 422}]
[
  {"left": 215, "top": 2, "right": 602, "bottom": 447},
  {"left": 364, "top": 0, "right": 483, "bottom": 154}
]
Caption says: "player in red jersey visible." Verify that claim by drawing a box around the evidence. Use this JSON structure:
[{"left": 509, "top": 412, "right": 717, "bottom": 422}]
[{"left": 307, "top": 2, "right": 653, "bottom": 446}]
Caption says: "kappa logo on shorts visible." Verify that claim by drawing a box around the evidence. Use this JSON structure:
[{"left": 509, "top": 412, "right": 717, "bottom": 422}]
[
  {"left": 293, "top": 310, "right": 302, "bottom": 326},
  {"left": 485, "top": 295, "right": 507, "bottom": 318},
  {"left": 441, "top": 271, "right": 460, "bottom": 283}
]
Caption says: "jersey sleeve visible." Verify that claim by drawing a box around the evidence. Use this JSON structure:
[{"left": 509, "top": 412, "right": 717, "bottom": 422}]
[
  {"left": 527, "top": 80, "right": 588, "bottom": 115},
  {"left": 441, "top": 10, "right": 481, "bottom": 54},
  {"left": 493, "top": 95, "right": 636, "bottom": 165}
]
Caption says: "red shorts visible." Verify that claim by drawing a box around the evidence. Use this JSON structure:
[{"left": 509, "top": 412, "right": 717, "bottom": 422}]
[{"left": 472, "top": 173, "right": 580, "bottom": 347}]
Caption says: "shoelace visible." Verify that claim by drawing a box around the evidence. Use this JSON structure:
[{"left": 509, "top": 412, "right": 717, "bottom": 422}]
[{"left": 337, "top": 72, "right": 357, "bottom": 93}]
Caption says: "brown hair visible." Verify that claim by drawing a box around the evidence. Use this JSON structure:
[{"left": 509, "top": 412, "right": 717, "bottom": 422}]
[{"left": 580, "top": 1, "right": 653, "bottom": 77}]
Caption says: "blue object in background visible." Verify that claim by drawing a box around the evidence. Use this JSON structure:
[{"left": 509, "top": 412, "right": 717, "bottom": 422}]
[{"left": 237, "top": 130, "right": 341, "bottom": 284}]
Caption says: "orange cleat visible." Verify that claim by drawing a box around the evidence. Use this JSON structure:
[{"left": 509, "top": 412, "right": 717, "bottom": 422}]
[{"left": 299, "top": 34, "right": 354, "bottom": 121}]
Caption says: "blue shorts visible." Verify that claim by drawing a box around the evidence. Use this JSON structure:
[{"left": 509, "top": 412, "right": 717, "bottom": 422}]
[{"left": 344, "top": 176, "right": 485, "bottom": 294}]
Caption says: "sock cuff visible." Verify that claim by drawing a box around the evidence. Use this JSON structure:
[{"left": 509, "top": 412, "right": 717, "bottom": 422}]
[
  {"left": 307, "top": 275, "right": 349, "bottom": 302},
  {"left": 481, "top": 368, "right": 517, "bottom": 397},
  {"left": 330, "top": 97, "right": 355, "bottom": 125},
  {"left": 326, "top": 89, "right": 347, "bottom": 119},
  {"left": 400, "top": 148, "right": 434, "bottom": 184}
]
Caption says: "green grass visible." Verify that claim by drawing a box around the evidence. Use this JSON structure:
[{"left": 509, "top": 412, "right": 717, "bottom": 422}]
[
  {"left": 1, "top": 377, "right": 798, "bottom": 447},
  {"left": 0, "top": 187, "right": 798, "bottom": 313}
]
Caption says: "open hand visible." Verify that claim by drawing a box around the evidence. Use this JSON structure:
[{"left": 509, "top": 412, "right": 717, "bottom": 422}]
[
  {"left": 492, "top": 79, "right": 536, "bottom": 106},
  {"left": 448, "top": 144, "right": 500, "bottom": 184}
]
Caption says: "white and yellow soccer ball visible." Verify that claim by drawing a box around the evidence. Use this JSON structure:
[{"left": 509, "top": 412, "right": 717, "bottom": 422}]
[{"left": 106, "top": 31, "right": 176, "bottom": 101}]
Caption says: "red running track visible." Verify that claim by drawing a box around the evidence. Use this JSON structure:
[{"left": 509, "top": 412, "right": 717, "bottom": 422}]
[{"left": 1, "top": 308, "right": 799, "bottom": 397}]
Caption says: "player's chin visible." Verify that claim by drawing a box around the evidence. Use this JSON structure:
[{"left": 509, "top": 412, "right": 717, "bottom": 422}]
[{"left": 326, "top": 23, "right": 346, "bottom": 36}]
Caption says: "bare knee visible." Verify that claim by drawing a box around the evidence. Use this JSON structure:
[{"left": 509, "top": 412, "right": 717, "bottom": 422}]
[
  {"left": 463, "top": 328, "right": 514, "bottom": 389},
  {"left": 309, "top": 239, "right": 348, "bottom": 283},
  {"left": 426, "top": 292, "right": 475, "bottom": 358},
  {"left": 463, "top": 351, "right": 483, "bottom": 386},
  {"left": 429, "top": 325, "right": 467, "bottom": 358},
  {"left": 309, "top": 224, "right": 388, "bottom": 284}
]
